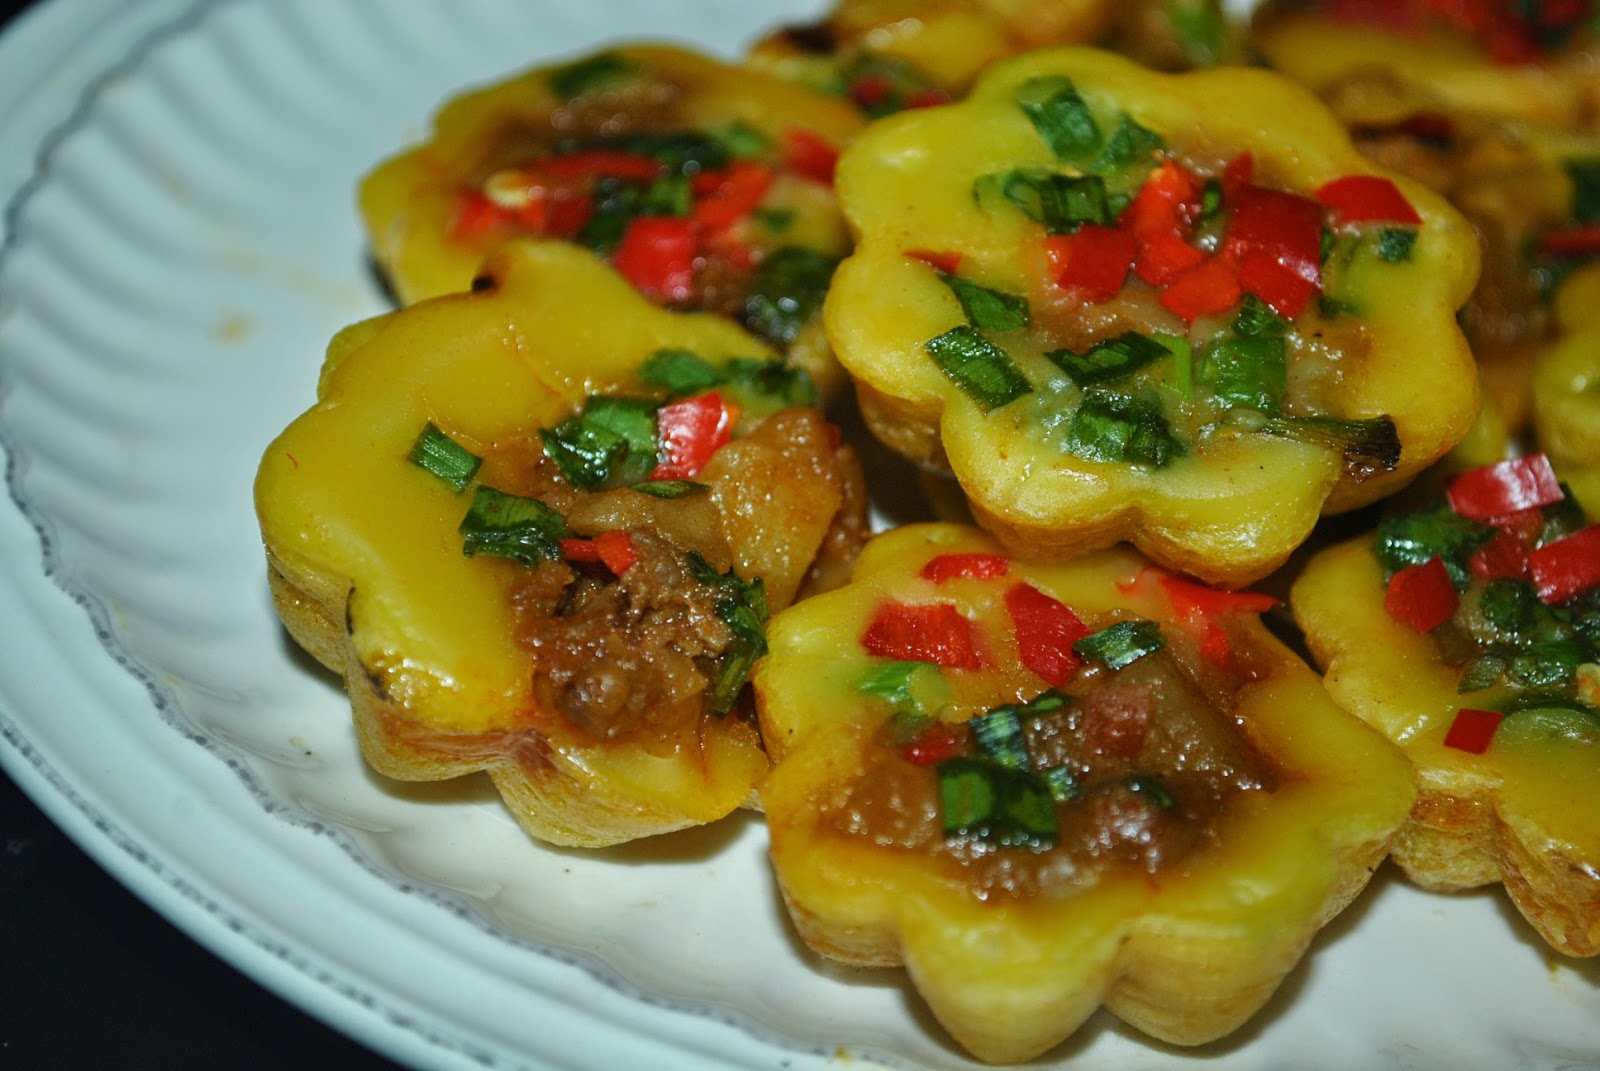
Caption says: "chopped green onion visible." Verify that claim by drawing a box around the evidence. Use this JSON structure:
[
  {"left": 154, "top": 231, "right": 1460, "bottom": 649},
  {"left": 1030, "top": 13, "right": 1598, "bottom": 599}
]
[
  {"left": 688, "top": 553, "right": 769, "bottom": 715},
  {"left": 1206, "top": 336, "right": 1287, "bottom": 412},
  {"left": 974, "top": 169, "right": 1113, "bottom": 232},
  {"left": 1165, "top": 0, "right": 1228, "bottom": 65},
  {"left": 1200, "top": 177, "right": 1224, "bottom": 220},
  {"left": 1015, "top": 76, "right": 1101, "bottom": 161},
  {"left": 1161, "top": 332, "right": 1194, "bottom": 399},
  {"left": 1063, "top": 389, "right": 1183, "bottom": 468},
  {"left": 719, "top": 120, "right": 773, "bottom": 161},
  {"left": 1478, "top": 578, "right": 1541, "bottom": 638},
  {"left": 548, "top": 51, "right": 638, "bottom": 99},
  {"left": 1374, "top": 504, "right": 1494, "bottom": 584},
  {"left": 458, "top": 486, "right": 569, "bottom": 564},
  {"left": 1041, "top": 766, "right": 1078, "bottom": 802},
  {"left": 1125, "top": 774, "right": 1177, "bottom": 808},
  {"left": 721, "top": 356, "right": 820, "bottom": 411},
  {"left": 937, "top": 757, "right": 1057, "bottom": 849},
  {"left": 751, "top": 206, "right": 795, "bottom": 233},
  {"left": 1239, "top": 412, "right": 1402, "bottom": 480},
  {"left": 638, "top": 349, "right": 725, "bottom": 397},
  {"left": 575, "top": 131, "right": 730, "bottom": 174},
  {"left": 641, "top": 171, "right": 692, "bottom": 217},
  {"left": 924, "top": 326, "right": 1034, "bottom": 411},
  {"left": 1457, "top": 653, "right": 1507, "bottom": 693},
  {"left": 1564, "top": 158, "right": 1600, "bottom": 223},
  {"left": 540, "top": 395, "right": 658, "bottom": 489},
  {"left": 631, "top": 479, "right": 708, "bottom": 499},
  {"left": 1377, "top": 228, "right": 1418, "bottom": 262},
  {"left": 1049, "top": 331, "right": 1170, "bottom": 387},
  {"left": 1073, "top": 619, "right": 1166, "bottom": 669},
  {"left": 1232, "top": 294, "right": 1288, "bottom": 338},
  {"left": 1095, "top": 115, "right": 1163, "bottom": 171},
  {"left": 742, "top": 247, "right": 839, "bottom": 347},
  {"left": 860, "top": 660, "right": 926, "bottom": 713},
  {"left": 968, "top": 706, "right": 1029, "bottom": 771},
  {"left": 939, "top": 274, "right": 1030, "bottom": 332},
  {"left": 408, "top": 422, "right": 481, "bottom": 492},
  {"left": 1509, "top": 636, "right": 1590, "bottom": 690}
]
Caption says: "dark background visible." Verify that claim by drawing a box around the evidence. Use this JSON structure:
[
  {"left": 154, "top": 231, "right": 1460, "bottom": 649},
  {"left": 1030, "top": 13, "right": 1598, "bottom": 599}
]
[{"left": 0, "top": 2, "right": 404, "bottom": 1067}]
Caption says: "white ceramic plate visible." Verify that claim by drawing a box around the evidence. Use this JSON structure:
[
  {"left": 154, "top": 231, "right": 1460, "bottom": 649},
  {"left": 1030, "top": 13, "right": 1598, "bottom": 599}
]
[{"left": 1, "top": 2, "right": 1597, "bottom": 1069}]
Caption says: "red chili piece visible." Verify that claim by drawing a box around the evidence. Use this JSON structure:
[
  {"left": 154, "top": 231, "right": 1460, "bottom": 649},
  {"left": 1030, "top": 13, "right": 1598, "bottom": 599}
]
[
  {"left": 1159, "top": 254, "right": 1242, "bottom": 323},
  {"left": 901, "top": 722, "right": 968, "bottom": 766},
  {"left": 651, "top": 391, "right": 734, "bottom": 480},
  {"left": 1446, "top": 453, "right": 1564, "bottom": 520},
  {"left": 612, "top": 216, "right": 699, "bottom": 303},
  {"left": 1122, "top": 160, "right": 1203, "bottom": 243},
  {"left": 450, "top": 190, "right": 510, "bottom": 239},
  {"left": 1468, "top": 527, "right": 1530, "bottom": 581},
  {"left": 1157, "top": 572, "right": 1277, "bottom": 667},
  {"left": 1540, "top": 224, "right": 1600, "bottom": 258},
  {"left": 692, "top": 160, "right": 774, "bottom": 232},
  {"left": 919, "top": 553, "right": 1010, "bottom": 583},
  {"left": 1045, "top": 225, "right": 1138, "bottom": 302},
  {"left": 905, "top": 248, "right": 964, "bottom": 275},
  {"left": 1442, "top": 708, "right": 1503, "bottom": 755},
  {"left": 860, "top": 600, "right": 988, "bottom": 669},
  {"left": 1528, "top": 525, "right": 1600, "bottom": 605},
  {"left": 1385, "top": 556, "right": 1459, "bottom": 633},
  {"left": 1003, "top": 583, "right": 1091, "bottom": 688},
  {"left": 783, "top": 127, "right": 840, "bottom": 185},
  {"left": 559, "top": 537, "right": 601, "bottom": 563},
  {"left": 1223, "top": 186, "right": 1323, "bottom": 295},
  {"left": 1315, "top": 175, "right": 1423, "bottom": 226},
  {"left": 1234, "top": 248, "right": 1319, "bottom": 318},
  {"left": 593, "top": 529, "right": 638, "bottom": 575}
]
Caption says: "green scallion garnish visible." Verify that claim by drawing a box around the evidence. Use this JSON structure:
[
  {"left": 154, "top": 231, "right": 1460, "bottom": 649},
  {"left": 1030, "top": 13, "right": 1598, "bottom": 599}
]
[
  {"left": 924, "top": 326, "right": 1034, "bottom": 411},
  {"left": 742, "top": 247, "right": 839, "bottom": 348},
  {"left": 548, "top": 51, "right": 638, "bottom": 99},
  {"left": 1126, "top": 774, "right": 1177, "bottom": 808},
  {"left": 940, "top": 274, "right": 1030, "bottom": 332},
  {"left": 1374, "top": 504, "right": 1493, "bottom": 584},
  {"left": 1205, "top": 336, "right": 1287, "bottom": 412},
  {"left": 1377, "top": 228, "right": 1418, "bottom": 262},
  {"left": 1048, "top": 331, "right": 1170, "bottom": 387},
  {"left": 408, "top": 422, "right": 481, "bottom": 492},
  {"left": 1063, "top": 390, "right": 1183, "bottom": 468},
  {"left": 974, "top": 169, "right": 1113, "bottom": 232},
  {"left": 968, "top": 706, "right": 1029, "bottom": 771},
  {"left": 458, "top": 486, "right": 569, "bottom": 564},
  {"left": 630, "top": 480, "right": 707, "bottom": 499},
  {"left": 1015, "top": 75, "right": 1100, "bottom": 161},
  {"left": 1073, "top": 619, "right": 1166, "bottom": 669},
  {"left": 638, "top": 348, "right": 726, "bottom": 397},
  {"left": 937, "top": 756, "right": 1058, "bottom": 849},
  {"left": 1095, "top": 114, "right": 1163, "bottom": 171}
]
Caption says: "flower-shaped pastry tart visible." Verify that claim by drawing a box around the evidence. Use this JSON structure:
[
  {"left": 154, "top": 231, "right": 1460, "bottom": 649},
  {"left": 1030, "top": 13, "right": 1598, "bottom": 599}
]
[
  {"left": 755, "top": 523, "right": 1413, "bottom": 1061},
  {"left": 1534, "top": 263, "right": 1600, "bottom": 512},
  {"left": 823, "top": 47, "right": 1479, "bottom": 586},
  {"left": 1251, "top": 0, "right": 1600, "bottom": 132},
  {"left": 359, "top": 44, "right": 863, "bottom": 396},
  {"left": 1292, "top": 454, "right": 1600, "bottom": 955},
  {"left": 255, "top": 241, "right": 866, "bottom": 847}
]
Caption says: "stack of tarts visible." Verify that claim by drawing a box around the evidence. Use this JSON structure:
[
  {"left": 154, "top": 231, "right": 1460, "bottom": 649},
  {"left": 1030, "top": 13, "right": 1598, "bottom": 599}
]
[{"left": 255, "top": 8, "right": 1600, "bottom": 1065}]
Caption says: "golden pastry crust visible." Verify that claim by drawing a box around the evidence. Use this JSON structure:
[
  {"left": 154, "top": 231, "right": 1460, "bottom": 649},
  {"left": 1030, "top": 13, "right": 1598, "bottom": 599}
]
[
  {"left": 1291, "top": 525, "right": 1600, "bottom": 957},
  {"left": 256, "top": 240, "right": 866, "bottom": 847},
  {"left": 823, "top": 46, "right": 1480, "bottom": 586},
  {"left": 1533, "top": 264, "right": 1600, "bottom": 512},
  {"left": 756, "top": 523, "right": 1414, "bottom": 1061}
]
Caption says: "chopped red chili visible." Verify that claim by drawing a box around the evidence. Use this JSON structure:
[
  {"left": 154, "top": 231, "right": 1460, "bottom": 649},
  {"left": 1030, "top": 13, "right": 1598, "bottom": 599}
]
[
  {"left": 692, "top": 160, "right": 774, "bottom": 232},
  {"left": 1385, "top": 556, "right": 1459, "bottom": 633},
  {"left": 1540, "top": 224, "right": 1600, "bottom": 258},
  {"left": 1045, "top": 225, "right": 1138, "bottom": 302},
  {"left": 1528, "top": 525, "right": 1600, "bottom": 605},
  {"left": 1133, "top": 231, "right": 1206, "bottom": 287},
  {"left": 906, "top": 248, "right": 965, "bottom": 275},
  {"left": 1446, "top": 454, "right": 1564, "bottom": 520},
  {"left": 1159, "top": 254, "right": 1242, "bottom": 323},
  {"left": 539, "top": 150, "right": 662, "bottom": 183},
  {"left": 783, "top": 127, "right": 840, "bottom": 185},
  {"left": 861, "top": 600, "right": 989, "bottom": 669},
  {"left": 1003, "top": 582, "right": 1091, "bottom": 688},
  {"left": 1468, "top": 527, "right": 1531, "bottom": 581},
  {"left": 1156, "top": 572, "right": 1277, "bottom": 667},
  {"left": 1316, "top": 175, "right": 1423, "bottom": 226},
  {"left": 1442, "top": 707, "right": 1503, "bottom": 755},
  {"left": 901, "top": 722, "right": 968, "bottom": 766},
  {"left": 450, "top": 190, "right": 510, "bottom": 239},
  {"left": 651, "top": 391, "right": 735, "bottom": 480},
  {"left": 612, "top": 216, "right": 699, "bottom": 303},
  {"left": 1234, "top": 247, "right": 1319, "bottom": 318},
  {"left": 1121, "top": 159, "right": 1203, "bottom": 242},
  {"left": 919, "top": 553, "right": 1010, "bottom": 583},
  {"left": 1223, "top": 186, "right": 1323, "bottom": 294},
  {"left": 593, "top": 529, "right": 638, "bottom": 574}
]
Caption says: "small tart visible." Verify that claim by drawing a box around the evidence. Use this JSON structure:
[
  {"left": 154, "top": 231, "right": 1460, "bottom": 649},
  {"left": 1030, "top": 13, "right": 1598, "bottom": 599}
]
[
  {"left": 1533, "top": 263, "right": 1600, "bottom": 513},
  {"left": 823, "top": 46, "right": 1479, "bottom": 585},
  {"left": 1291, "top": 460, "right": 1600, "bottom": 955},
  {"left": 1251, "top": 0, "right": 1600, "bottom": 132},
  {"left": 359, "top": 43, "right": 863, "bottom": 396},
  {"left": 756, "top": 523, "right": 1413, "bottom": 1062},
  {"left": 255, "top": 240, "right": 865, "bottom": 847}
]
